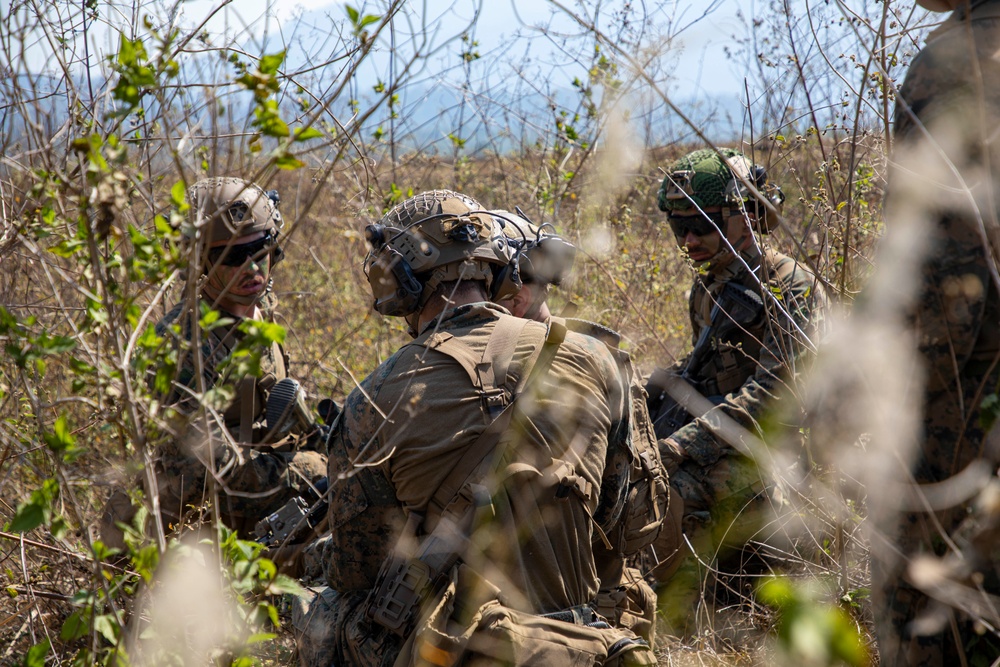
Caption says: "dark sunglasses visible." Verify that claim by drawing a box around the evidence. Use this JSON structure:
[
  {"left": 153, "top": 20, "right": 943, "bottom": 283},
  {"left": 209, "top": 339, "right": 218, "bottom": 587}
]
[
  {"left": 667, "top": 212, "right": 725, "bottom": 239},
  {"left": 207, "top": 234, "right": 276, "bottom": 267}
]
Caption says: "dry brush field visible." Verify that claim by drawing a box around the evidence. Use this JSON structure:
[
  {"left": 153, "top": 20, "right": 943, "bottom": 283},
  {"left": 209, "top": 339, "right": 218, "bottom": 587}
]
[{"left": 0, "top": 0, "right": 927, "bottom": 664}]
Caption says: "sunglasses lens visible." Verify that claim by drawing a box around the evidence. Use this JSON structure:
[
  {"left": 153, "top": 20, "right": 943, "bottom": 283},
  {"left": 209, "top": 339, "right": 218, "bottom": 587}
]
[
  {"left": 208, "top": 236, "right": 273, "bottom": 267},
  {"left": 668, "top": 214, "right": 720, "bottom": 238}
]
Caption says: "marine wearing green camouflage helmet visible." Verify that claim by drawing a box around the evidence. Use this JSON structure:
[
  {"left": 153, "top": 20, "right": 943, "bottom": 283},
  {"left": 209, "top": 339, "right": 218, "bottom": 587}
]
[{"left": 646, "top": 147, "right": 828, "bottom": 636}]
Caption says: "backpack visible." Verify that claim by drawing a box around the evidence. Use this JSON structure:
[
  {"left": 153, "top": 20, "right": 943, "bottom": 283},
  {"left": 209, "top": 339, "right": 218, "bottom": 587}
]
[{"left": 560, "top": 318, "right": 670, "bottom": 557}]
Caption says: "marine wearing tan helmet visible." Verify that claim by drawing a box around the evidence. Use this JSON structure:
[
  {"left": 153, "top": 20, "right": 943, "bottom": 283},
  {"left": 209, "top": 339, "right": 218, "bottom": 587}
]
[
  {"left": 185, "top": 177, "right": 285, "bottom": 312},
  {"left": 493, "top": 210, "right": 576, "bottom": 321},
  {"left": 363, "top": 189, "right": 520, "bottom": 335}
]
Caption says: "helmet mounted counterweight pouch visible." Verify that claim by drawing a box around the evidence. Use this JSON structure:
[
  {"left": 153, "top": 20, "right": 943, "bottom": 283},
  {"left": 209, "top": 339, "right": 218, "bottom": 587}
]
[
  {"left": 492, "top": 209, "right": 577, "bottom": 288},
  {"left": 363, "top": 194, "right": 522, "bottom": 318}
]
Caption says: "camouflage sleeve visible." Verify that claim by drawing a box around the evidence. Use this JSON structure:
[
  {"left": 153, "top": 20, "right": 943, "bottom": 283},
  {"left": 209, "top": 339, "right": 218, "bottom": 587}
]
[
  {"left": 324, "top": 360, "right": 407, "bottom": 593},
  {"left": 671, "top": 258, "right": 828, "bottom": 468},
  {"left": 153, "top": 416, "right": 325, "bottom": 535}
]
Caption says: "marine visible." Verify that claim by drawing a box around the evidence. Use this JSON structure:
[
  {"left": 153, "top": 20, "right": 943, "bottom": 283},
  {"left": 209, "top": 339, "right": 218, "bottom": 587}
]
[
  {"left": 100, "top": 177, "right": 326, "bottom": 546},
  {"left": 871, "top": 0, "right": 1000, "bottom": 661},
  {"left": 493, "top": 210, "right": 675, "bottom": 646},
  {"left": 645, "top": 148, "right": 829, "bottom": 632},
  {"left": 294, "top": 190, "right": 656, "bottom": 666}
]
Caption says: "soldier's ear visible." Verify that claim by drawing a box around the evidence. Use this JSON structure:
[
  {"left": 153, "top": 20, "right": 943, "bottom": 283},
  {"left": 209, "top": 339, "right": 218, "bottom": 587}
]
[{"left": 498, "top": 285, "right": 531, "bottom": 318}]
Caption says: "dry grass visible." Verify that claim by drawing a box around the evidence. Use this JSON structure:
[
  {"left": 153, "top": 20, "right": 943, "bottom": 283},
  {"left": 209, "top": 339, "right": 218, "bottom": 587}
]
[{"left": 0, "top": 0, "right": 918, "bottom": 663}]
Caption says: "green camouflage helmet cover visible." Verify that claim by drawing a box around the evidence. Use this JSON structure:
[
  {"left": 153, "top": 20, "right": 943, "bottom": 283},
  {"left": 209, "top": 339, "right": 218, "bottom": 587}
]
[
  {"left": 657, "top": 148, "right": 784, "bottom": 231},
  {"left": 364, "top": 190, "right": 519, "bottom": 317}
]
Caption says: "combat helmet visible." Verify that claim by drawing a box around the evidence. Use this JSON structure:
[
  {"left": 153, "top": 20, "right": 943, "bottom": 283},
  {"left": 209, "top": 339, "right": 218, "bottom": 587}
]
[
  {"left": 657, "top": 148, "right": 784, "bottom": 233},
  {"left": 186, "top": 177, "right": 285, "bottom": 267},
  {"left": 494, "top": 211, "right": 576, "bottom": 287},
  {"left": 363, "top": 190, "right": 521, "bottom": 317}
]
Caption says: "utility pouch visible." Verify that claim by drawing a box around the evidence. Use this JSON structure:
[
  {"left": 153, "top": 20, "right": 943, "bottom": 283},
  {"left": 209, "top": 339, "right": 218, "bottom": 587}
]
[
  {"left": 368, "top": 509, "right": 473, "bottom": 638},
  {"left": 369, "top": 556, "right": 435, "bottom": 637}
]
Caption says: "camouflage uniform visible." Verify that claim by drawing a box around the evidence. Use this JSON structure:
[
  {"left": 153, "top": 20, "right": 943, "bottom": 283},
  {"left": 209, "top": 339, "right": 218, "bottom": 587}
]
[
  {"left": 494, "top": 211, "right": 671, "bottom": 645},
  {"left": 100, "top": 178, "right": 326, "bottom": 545},
  {"left": 650, "top": 245, "right": 827, "bottom": 612},
  {"left": 646, "top": 149, "right": 828, "bottom": 629},
  {"left": 875, "top": 1, "right": 1000, "bottom": 662},
  {"left": 306, "top": 303, "right": 634, "bottom": 665},
  {"left": 149, "top": 298, "right": 326, "bottom": 537}
]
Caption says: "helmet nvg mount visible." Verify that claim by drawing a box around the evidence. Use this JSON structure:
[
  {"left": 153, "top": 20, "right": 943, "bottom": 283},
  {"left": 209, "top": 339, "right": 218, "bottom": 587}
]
[
  {"left": 657, "top": 148, "right": 784, "bottom": 233},
  {"left": 494, "top": 210, "right": 576, "bottom": 288},
  {"left": 363, "top": 190, "right": 521, "bottom": 317}
]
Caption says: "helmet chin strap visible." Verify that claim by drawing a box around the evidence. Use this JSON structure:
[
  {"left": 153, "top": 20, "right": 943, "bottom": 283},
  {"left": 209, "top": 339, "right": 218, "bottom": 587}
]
[
  {"left": 704, "top": 213, "right": 753, "bottom": 274},
  {"left": 404, "top": 311, "right": 421, "bottom": 339}
]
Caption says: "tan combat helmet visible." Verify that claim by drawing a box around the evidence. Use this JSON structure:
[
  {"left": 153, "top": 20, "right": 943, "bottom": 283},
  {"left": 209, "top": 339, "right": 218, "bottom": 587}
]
[
  {"left": 363, "top": 190, "right": 520, "bottom": 317},
  {"left": 186, "top": 177, "right": 285, "bottom": 266}
]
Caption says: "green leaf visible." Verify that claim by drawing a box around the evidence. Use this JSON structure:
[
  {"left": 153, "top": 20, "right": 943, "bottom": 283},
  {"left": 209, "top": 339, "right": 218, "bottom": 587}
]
[
  {"left": 247, "top": 319, "right": 286, "bottom": 344},
  {"left": 22, "top": 639, "right": 50, "bottom": 667},
  {"left": 259, "top": 51, "right": 286, "bottom": 75},
  {"left": 257, "top": 558, "right": 277, "bottom": 581},
  {"left": 49, "top": 238, "right": 86, "bottom": 258},
  {"left": 293, "top": 126, "right": 324, "bottom": 141},
  {"left": 267, "top": 573, "right": 306, "bottom": 597},
  {"left": 200, "top": 308, "right": 221, "bottom": 329},
  {"left": 359, "top": 14, "right": 381, "bottom": 29},
  {"left": 345, "top": 4, "right": 359, "bottom": 24},
  {"left": 9, "top": 502, "right": 45, "bottom": 533},
  {"left": 93, "top": 613, "right": 119, "bottom": 644},
  {"left": 61, "top": 609, "right": 89, "bottom": 641},
  {"left": 247, "top": 632, "right": 278, "bottom": 644},
  {"left": 50, "top": 516, "right": 69, "bottom": 539},
  {"left": 171, "top": 180, "right": 189, "bottom": 211},
  {"left": 44, "top": 414, "right": 77, "bottom": 459},
  {"left": 273, "top": 153, "right": 305, "bottom": 170}
]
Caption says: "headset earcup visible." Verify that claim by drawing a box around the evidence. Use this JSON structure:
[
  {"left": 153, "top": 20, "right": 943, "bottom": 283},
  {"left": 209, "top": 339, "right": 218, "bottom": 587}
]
[
  {"left": 368, "top": 246, "right": 423, "bottom": 316},
  {"left": 490, "top": 260, "right": 522, "bottom": 302}
]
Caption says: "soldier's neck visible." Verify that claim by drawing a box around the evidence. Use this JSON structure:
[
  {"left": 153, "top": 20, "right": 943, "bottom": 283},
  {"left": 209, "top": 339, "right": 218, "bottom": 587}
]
[{"left": 416, "top": 286, "right": 489, "bottom": 332}]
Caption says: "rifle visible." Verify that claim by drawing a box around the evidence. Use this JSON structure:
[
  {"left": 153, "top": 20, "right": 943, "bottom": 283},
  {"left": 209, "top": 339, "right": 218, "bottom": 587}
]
[
  {"left": 254, "top": 378, "right": 340, "bottom": 546},
  {"left": 645, "top": 281, "right": 764, "bottom": 439}
]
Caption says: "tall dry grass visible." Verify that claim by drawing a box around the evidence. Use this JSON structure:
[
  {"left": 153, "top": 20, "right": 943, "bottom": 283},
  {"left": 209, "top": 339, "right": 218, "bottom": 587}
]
[{"left": 0, "top": 0, "right": 942, "bottom": 664}]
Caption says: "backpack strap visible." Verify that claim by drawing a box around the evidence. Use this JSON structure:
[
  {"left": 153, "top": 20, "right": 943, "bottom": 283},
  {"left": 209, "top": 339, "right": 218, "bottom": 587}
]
[
  {"left": 424, "top": 319, "right": 567, "bottom": 524},
  {"left": 415, "top": 316, "right": 530, "bottom": 421}
]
